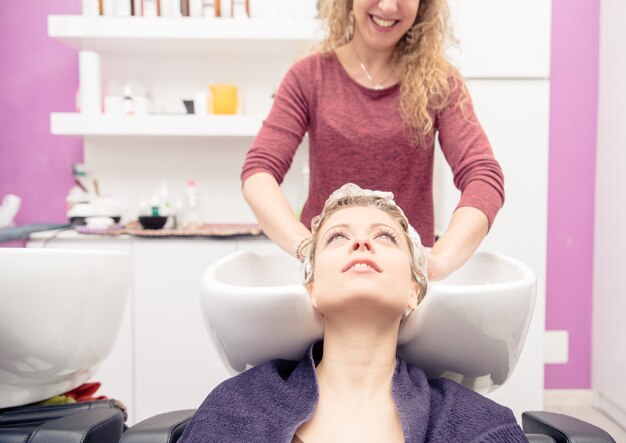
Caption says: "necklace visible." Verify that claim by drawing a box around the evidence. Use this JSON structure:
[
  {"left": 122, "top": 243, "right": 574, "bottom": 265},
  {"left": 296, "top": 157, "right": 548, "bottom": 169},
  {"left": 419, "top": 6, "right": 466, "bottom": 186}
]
[{"left": 352, "top": 47, "right": 395, "bottom": 90}]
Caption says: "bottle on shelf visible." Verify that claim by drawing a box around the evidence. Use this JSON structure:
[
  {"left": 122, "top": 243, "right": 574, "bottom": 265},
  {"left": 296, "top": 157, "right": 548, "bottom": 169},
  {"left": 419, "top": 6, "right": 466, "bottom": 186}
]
[
  {"left": 231, "top": 0, "right": 249, "bottom": 18},
  {"left": 181, "top": 0, "right": 190, "bottom": 16},
  {"left": 78, "top": 51, "right": 102, "bottom": 114},
  {"left": 203, "top": 0, "right": 217, "bottom": 17},
  {"left": 160, "top": 0, "right": 182, "bottom": 17},
  {"left": 189, "top": 0, "right": 203, "bottom": 17},
  {"left": 217, "top": 0, "right": 229, "bottom": 17},
  {"left": 159, "top": 181, "right": 172, "bottom": 215},
  {"left": 114, "top": 0, "right": 132, "bottom": 16},
  {"left": 185, "top": 179, "right": 201, "bottom": 226},
  {"left": 81, "top": 0, "right": 100, "bottom": 16},
  {"left": 142, "top": 0, "right": 160, "bottom": 16}
]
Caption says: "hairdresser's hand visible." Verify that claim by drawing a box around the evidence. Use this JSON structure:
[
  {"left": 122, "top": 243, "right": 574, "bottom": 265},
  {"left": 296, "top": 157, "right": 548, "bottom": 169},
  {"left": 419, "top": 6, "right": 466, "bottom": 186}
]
[
  {"left": 427, "top": 207, "right": 490, "bottom": 282},
  {"left": 426, "top": 252, "right": 452, "bottom": 281}
]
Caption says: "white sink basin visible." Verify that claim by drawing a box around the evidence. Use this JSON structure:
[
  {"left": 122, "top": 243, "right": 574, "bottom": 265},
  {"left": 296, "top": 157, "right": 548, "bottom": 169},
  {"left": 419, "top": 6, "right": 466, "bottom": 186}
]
[
  {"left": 201, "top": 250, "right": 536, "bottom": 394},
  {"left": 0, "top": 248, "right": 131, "bottom": 408},
  {"left": 397, "top": 252, "right": 536, "bottom": 393}
]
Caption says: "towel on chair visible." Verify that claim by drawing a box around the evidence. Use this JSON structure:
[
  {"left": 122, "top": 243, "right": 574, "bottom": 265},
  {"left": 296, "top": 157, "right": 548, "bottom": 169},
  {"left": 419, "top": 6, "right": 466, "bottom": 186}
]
[{"left": 178, "top": 342, "right": 528, "bottom": 442}]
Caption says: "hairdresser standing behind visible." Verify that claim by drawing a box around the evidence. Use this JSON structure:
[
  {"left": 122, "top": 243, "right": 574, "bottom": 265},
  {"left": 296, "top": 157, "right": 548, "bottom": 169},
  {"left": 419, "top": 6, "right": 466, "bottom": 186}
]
[{"left": 241, "top": 0, "right": 504, "bottom": 281}]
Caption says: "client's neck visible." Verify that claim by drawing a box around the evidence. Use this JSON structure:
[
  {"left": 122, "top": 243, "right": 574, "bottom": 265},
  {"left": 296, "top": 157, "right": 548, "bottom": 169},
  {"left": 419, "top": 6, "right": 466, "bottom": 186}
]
[{"left": 315, "top": 321, "right": 399, "bottom": 403}]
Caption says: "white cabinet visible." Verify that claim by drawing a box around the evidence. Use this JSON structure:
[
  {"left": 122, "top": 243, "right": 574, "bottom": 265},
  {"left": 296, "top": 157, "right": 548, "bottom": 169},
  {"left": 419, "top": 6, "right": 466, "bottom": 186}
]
[
  {"left": 134, "top": 237, "right": 280, "bottom": 421},
  {"left": 132, "top": 239, "right": 235, "bottom": 420}
]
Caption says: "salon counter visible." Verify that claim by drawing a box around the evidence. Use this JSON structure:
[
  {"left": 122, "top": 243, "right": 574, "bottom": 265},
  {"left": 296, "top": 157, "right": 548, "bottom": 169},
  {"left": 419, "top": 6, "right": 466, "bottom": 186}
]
[
  {"left": 0, "top": 224, "right": 70, "bottom": 243},
  {"left": 27, "top": 231, "right": 280, "bottom": 426}
]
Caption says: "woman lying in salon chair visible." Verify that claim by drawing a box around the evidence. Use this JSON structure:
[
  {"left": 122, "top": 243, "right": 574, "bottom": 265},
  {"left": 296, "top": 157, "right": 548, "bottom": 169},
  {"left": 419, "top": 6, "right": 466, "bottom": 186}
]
[{"left": 178, "top": 183, "right": 527, "bottom": 443}]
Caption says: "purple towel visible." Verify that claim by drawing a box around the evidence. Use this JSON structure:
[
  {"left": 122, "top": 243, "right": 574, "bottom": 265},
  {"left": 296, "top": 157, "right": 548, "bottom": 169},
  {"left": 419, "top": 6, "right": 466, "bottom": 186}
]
[{"left": 179, "top": 342, "right": 528, "bottom": 442}]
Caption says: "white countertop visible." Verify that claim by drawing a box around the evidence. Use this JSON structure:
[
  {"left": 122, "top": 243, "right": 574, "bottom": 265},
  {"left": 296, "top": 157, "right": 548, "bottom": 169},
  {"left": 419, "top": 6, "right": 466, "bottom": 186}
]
[
  {"left": 27, "top": 229, "right": 270, "bottom": 243},
  {"left": 29, "top": 229, "right": 132, "bottom": 241}
]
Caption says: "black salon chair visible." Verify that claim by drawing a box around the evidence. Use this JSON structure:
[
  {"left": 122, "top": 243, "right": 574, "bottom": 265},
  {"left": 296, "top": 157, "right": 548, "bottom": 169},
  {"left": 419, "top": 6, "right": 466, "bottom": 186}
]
[
  {"left": 0, "top": 402, "right": 616, "bottom": 443},
  {"left": 0, "top": 400, "right": 126, "bottom": 443},
  {"left": 119, "top": 409, "right": 617, "bottom": 443}
]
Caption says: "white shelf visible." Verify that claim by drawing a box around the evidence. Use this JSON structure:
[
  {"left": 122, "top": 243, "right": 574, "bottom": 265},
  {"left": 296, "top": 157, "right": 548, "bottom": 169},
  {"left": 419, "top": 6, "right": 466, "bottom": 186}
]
[
  {"left": 48, "top": 15, "right": 324, "bottom": 55},
  {"left": 50, "top": 113, "right": 263, "bottom": 136}
]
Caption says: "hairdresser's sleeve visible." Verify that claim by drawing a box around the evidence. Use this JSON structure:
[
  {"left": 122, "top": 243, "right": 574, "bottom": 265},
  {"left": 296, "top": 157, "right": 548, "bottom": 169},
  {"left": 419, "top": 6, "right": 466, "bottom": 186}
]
[
  {"left": 241, "top": 58, "right": 312, "bottom": 185},
  {"left": 436, "top": 76, "right": 505, "bottom": 230}
]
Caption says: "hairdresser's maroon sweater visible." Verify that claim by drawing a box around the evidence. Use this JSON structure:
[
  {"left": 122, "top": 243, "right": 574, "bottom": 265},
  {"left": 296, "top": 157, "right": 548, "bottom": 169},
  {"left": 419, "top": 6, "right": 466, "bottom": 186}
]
[{"left": 241, "top": 52, "right": 504, "bottom": 247}]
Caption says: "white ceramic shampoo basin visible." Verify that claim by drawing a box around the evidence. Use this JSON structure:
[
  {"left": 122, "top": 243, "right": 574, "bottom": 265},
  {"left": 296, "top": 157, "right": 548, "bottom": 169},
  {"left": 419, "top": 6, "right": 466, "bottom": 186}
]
[
  {"left": 0, "top": 248, "right": 131, "bottom": 408},
  {"left": 201, "top": 250, "right": 536, "bottom": 394}
]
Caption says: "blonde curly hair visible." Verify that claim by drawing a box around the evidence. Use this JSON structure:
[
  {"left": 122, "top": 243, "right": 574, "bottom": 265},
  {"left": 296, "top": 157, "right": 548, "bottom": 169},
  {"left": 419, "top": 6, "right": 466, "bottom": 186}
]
[
  {"left": 302, "top": 183, "right": 428, "bottom": 305},
  {"left": 317, "top": 0, "right": 468, "bottom": 144}
]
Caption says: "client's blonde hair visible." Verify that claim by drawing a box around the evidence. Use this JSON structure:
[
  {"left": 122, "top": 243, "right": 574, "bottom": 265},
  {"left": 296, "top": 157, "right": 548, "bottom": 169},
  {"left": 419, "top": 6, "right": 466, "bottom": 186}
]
[{"left": 302, "top": 183, "right": 428, "bottom": 305}]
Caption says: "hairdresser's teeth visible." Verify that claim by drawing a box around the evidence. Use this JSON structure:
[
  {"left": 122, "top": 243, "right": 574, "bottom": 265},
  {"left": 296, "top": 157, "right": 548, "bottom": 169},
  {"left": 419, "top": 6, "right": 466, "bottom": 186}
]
[{"left": 372, "top": 15, "right": 396, "bottom": 28}]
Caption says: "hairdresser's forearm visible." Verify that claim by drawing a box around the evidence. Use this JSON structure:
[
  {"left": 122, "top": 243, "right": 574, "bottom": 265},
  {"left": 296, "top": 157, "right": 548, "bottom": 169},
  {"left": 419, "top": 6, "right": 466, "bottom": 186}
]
[
  {"left": 242, "top": 172, "right": 311, "bottom": 257},
  {"left": 428, "top": 206, "right": 489, "bottom": 280}
]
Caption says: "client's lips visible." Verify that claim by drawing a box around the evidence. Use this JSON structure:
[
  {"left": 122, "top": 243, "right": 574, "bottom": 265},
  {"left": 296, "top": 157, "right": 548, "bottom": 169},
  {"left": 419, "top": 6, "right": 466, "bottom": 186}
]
[{"left": 342, "top": 259, "right": 382, "bottom": 273}]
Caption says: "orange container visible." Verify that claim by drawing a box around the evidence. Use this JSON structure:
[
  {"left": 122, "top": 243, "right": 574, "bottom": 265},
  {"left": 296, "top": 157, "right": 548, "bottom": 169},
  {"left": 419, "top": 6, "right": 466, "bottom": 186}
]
[{"left": 209, "top": 84, "right": 239, "bottom": 115}]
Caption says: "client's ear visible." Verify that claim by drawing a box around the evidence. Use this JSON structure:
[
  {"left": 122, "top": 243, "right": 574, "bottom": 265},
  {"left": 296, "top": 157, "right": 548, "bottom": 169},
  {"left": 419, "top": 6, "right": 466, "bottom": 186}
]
[{"left": 307, "top": 282, "right": 319, "bottom": 309}]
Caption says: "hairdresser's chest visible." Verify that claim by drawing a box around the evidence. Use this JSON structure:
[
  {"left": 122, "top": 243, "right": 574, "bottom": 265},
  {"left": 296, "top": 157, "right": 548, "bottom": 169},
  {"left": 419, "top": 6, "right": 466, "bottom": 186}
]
[{"left": 310, "top": 87, "right": 432, "bottom": 167}]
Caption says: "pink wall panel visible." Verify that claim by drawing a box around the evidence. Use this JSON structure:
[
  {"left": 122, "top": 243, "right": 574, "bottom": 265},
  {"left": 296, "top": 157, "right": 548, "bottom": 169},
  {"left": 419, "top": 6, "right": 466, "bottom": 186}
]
[{"left": 545, "top": 0, "right": 600, "bottom": 388}]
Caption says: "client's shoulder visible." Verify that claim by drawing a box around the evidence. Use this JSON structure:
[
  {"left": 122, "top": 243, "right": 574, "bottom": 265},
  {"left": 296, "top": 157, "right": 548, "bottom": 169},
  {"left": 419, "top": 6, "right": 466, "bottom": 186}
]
[
  {"left": 178, "top": 358, "right": 318, "bottom": 442},
  {"left": 402, "top": 363, "right": 527, "bottom": 442},
  {"left": 400, "top": 362, "right": 511, "bottom": 416},
  {"left": 209, "top": 358, "right": 305, "bottom": 402},
  {"left": 428, "top": 375, "right": 515, "bottom": 420}
]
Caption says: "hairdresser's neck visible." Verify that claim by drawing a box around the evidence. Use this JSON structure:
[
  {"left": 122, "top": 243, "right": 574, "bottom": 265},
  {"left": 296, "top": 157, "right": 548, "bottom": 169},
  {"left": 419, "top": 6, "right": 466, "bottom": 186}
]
[
  {"left": 315, "top": 320, "right": 399, "bottom": 402},
  {"left": 351, "top": 34, "right": 396, "bottom": 69}
]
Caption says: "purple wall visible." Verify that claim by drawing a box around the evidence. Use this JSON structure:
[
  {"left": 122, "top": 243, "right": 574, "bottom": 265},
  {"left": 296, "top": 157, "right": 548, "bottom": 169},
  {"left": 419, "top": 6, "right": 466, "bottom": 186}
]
[
  {"left": 0, "top": 0, "right": 81, "bottom": 229},
  {"left": 0, "top": 1, "right": 601, "bottom": 388},
  {"left": 545, "top": 0, "right": 600, "bottom": 389}
]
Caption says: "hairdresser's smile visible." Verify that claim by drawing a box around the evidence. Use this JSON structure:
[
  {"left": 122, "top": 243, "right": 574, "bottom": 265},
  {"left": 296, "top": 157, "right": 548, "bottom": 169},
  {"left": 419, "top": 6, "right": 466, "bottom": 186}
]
[
  {"left": 368, "top": 14, "right": 400, "bottom": 32},
  {"left": 353, "top": 0, "right": 420, "bottom": 49}
]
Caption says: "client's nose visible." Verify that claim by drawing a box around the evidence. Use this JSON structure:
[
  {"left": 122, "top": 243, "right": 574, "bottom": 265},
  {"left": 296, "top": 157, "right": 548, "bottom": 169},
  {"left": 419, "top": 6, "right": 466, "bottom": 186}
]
[{"left": 352, "top": 238, "right": 372, "bottom": 252}]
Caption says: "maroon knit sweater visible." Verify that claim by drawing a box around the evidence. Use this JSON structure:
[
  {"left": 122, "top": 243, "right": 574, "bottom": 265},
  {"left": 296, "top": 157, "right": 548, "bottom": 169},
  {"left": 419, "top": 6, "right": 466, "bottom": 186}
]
[{"left": 241, "top": 52, "right": 504, "bottom": 247}]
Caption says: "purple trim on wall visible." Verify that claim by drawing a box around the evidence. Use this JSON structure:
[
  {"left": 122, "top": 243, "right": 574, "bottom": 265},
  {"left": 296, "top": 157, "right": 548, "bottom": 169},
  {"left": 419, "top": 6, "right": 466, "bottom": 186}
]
[
  {"left": 0, "top": 1, "right": 81, "bottom": 228},
  {"left": 0, "top": 240, "right": 26, "bottom": 248},
  {"left": 545, "top": 0, "right": 600, "bottom": 389}
]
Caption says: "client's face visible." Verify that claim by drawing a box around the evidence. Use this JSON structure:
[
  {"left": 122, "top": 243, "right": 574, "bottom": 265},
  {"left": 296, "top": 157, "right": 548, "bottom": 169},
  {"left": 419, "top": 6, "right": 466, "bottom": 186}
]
[{"left": 309, "top": 206, "right": 419, "bottom": 321}]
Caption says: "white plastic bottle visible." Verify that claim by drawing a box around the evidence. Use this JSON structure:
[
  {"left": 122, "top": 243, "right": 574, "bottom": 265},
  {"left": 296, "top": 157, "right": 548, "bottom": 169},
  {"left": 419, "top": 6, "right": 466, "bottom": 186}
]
[
  {"left": 185, "top": 179, "right": 201, "bottom": 226},
  {"left": 232, "top": 0, "right": 249, "bottom": 18}
]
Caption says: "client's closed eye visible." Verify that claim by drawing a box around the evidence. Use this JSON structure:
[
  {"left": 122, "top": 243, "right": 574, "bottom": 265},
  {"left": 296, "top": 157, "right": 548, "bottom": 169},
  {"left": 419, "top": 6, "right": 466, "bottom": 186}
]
[
  {"left": 325, "top": 230, "right": 349, "bottom": 245},
  {"left": 374, "top": 228, "right": 398, "bottom": 244}
]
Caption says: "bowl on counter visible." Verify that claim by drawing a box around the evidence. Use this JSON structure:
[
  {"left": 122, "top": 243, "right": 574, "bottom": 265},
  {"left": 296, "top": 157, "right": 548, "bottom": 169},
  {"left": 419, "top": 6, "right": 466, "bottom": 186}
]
[{"left": 138, "top": 215, "right": 168, "bottom": 230}]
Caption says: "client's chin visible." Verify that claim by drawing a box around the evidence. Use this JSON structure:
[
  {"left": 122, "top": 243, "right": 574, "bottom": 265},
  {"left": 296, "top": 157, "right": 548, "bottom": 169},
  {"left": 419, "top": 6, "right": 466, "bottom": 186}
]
[{"left": 317, "top": 291, "right": 406, "bottom": 323}]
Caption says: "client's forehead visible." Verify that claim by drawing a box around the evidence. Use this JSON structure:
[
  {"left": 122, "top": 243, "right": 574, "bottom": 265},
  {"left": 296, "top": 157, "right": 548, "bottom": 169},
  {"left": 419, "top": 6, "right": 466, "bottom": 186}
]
[{"left": 323, "top": 206, "right": 398, "bottom": 228}]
